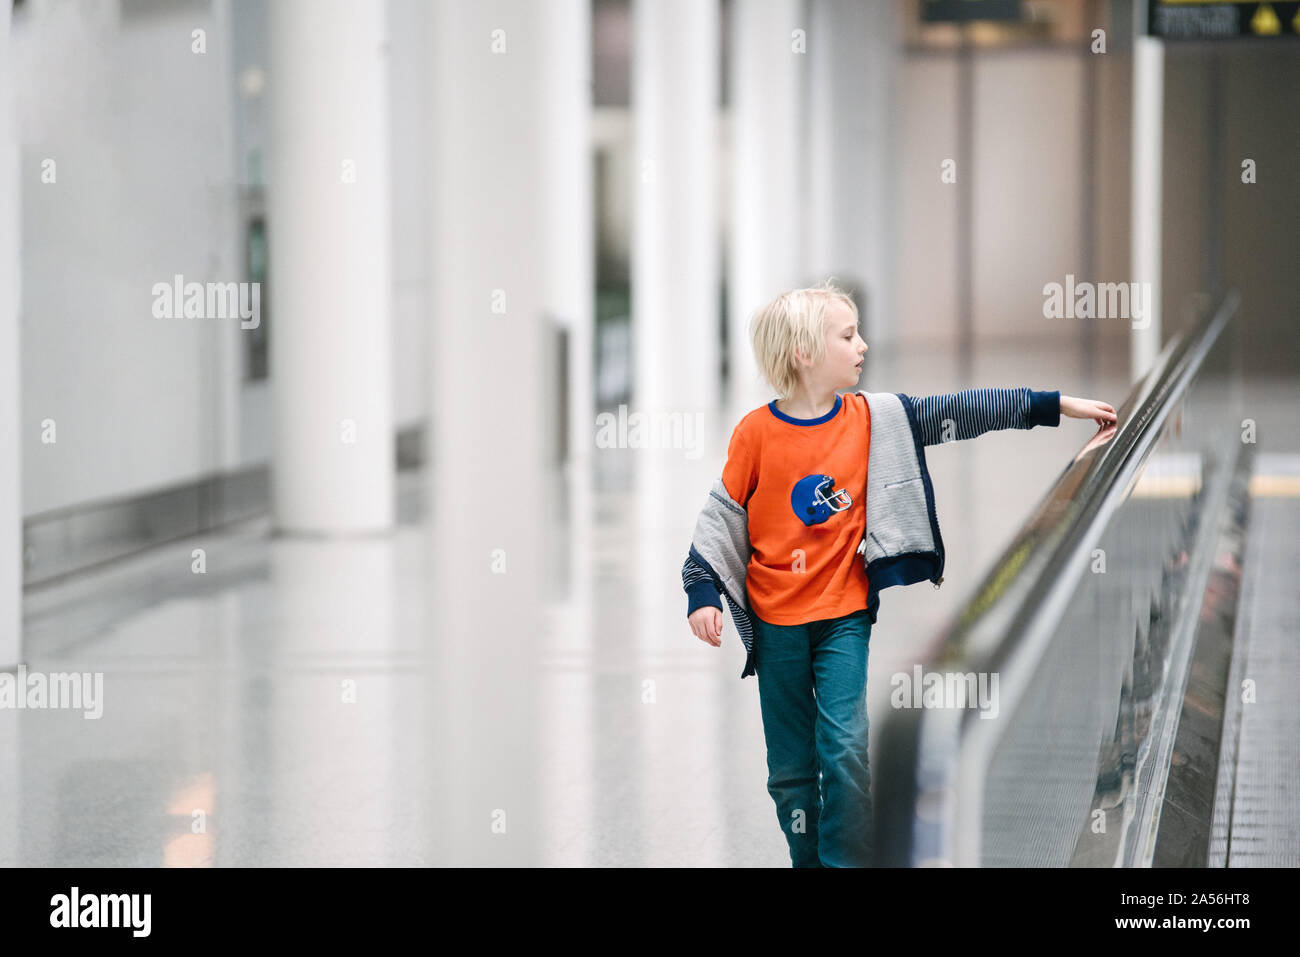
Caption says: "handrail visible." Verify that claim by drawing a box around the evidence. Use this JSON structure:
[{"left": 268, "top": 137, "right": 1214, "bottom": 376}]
[{"left": 874, "top": 288, "right": 1242, "bottom": 867}]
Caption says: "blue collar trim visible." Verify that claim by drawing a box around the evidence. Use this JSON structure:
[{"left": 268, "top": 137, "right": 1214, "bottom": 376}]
[{"left": 768, "top": 394, "right": 842, "bottom": 426}]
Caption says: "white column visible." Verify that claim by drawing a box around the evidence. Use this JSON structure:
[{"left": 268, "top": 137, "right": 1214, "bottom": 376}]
[
  {"left": 0, "top": 3, "right": 21, "bottom": 669},
  {"left": 425, "top": 0, "right": 552, "bottom": 866},
  {"left": 265, "top": 0, "right": 394, "bottom": 532},
  {"left": 1130, "top": 34, "right": 1163, "bottom": 381},
  {"left": 536, "top": 0, "right": 596, "bottom": 863},
  {"left": 806, "top": 0, "right": 901, "bottom": 354},
  {"left": 630, "top": 1, "right": 721, "bottom": 867},
  {"left": 632, "top": 0, "right": 719, "bottom": 440},
  {"left": 728, "top": 0, "right": 803, "bottom": 414},
  {"left": 540, "top": 0, "right": 597, "bottom": 755}
]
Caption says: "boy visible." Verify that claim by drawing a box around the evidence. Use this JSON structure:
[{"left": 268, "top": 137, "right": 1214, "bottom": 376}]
[{"left": 680, "top": 280, "right": 1117, "bottom": 868}]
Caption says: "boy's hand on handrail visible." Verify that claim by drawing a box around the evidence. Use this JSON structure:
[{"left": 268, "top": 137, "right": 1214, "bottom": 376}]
[
  {"left": 689, "top": 606, "right": 723, "bottom": 647},
  {"left": 1060, "top": 395, "right": 1117, "bottom": 428}
]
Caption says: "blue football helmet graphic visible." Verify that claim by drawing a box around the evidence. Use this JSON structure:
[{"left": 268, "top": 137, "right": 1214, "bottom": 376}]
[{"left": 790, "top": 473, "right": 853, "bottom": 526}]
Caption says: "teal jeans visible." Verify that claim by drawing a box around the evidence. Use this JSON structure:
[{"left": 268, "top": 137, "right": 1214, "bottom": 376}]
[{"left": 752, "top": 608, "right": 873, "bottom": 867}]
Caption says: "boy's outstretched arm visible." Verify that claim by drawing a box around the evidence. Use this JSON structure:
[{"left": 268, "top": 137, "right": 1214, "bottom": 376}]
[
  {"left": 908, "top": 388, "right": 1115, "bottom": 447},
  {"left": 909, "top": 387, "right": 1058, "bottom": 446}
]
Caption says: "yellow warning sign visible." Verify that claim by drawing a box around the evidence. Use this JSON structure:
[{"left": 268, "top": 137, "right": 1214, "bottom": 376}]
[
  {"left": 1251, "top": 2, "right": 1282, "bottom": 33},
  {"left": 1150, "top": 1, "right": 1300, "bottom": 39}
]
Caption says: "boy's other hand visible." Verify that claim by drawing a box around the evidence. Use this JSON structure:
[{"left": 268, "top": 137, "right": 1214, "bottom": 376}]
[
  {"left": 1060, "top": 395, "right": 1118, "bottom": 428},
  {"left": 689, "top": 606, "right": 723, "bottom": 647}
]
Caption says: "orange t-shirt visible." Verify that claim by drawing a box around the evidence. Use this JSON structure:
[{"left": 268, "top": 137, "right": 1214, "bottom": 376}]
[{"left": 721, "top": 392, "right": 871, "bottom": 626}]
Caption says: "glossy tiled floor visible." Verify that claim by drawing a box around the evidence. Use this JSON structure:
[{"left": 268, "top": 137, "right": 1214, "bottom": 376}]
[{"left": 4, "top": 339, "right": 1294, "bottom": 866}]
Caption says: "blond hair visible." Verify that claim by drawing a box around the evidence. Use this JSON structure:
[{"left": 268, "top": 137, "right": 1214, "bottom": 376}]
[{"left": 749, "top": 279, "right": 860, "bottom": 399}]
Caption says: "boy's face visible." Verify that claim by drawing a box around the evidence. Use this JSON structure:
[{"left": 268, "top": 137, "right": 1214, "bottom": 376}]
[{"left": 808, "top": 302, "right": 867, "bottom": 390}]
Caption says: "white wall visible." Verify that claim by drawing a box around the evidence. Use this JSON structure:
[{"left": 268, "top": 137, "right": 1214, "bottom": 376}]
[
  {"left": 15, "top": 0, "right": 241, "bottom": 515},
  {"left": 15, "top": 0, "right": 430, "bottom": 520},
  {"left": 898, "top": 48, "right": 1131, "bottom": 351},
  {"left": 972, "top": 50, "right": 1086, "bottom": 341},
  {"left": 898, "top": 54, "right": 960, "bottom": 346}
]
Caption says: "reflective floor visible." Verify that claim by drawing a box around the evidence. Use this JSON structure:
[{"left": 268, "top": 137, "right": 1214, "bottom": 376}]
[{"left": 3, "top": 339, "right": 1295, "bottom": 866}]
